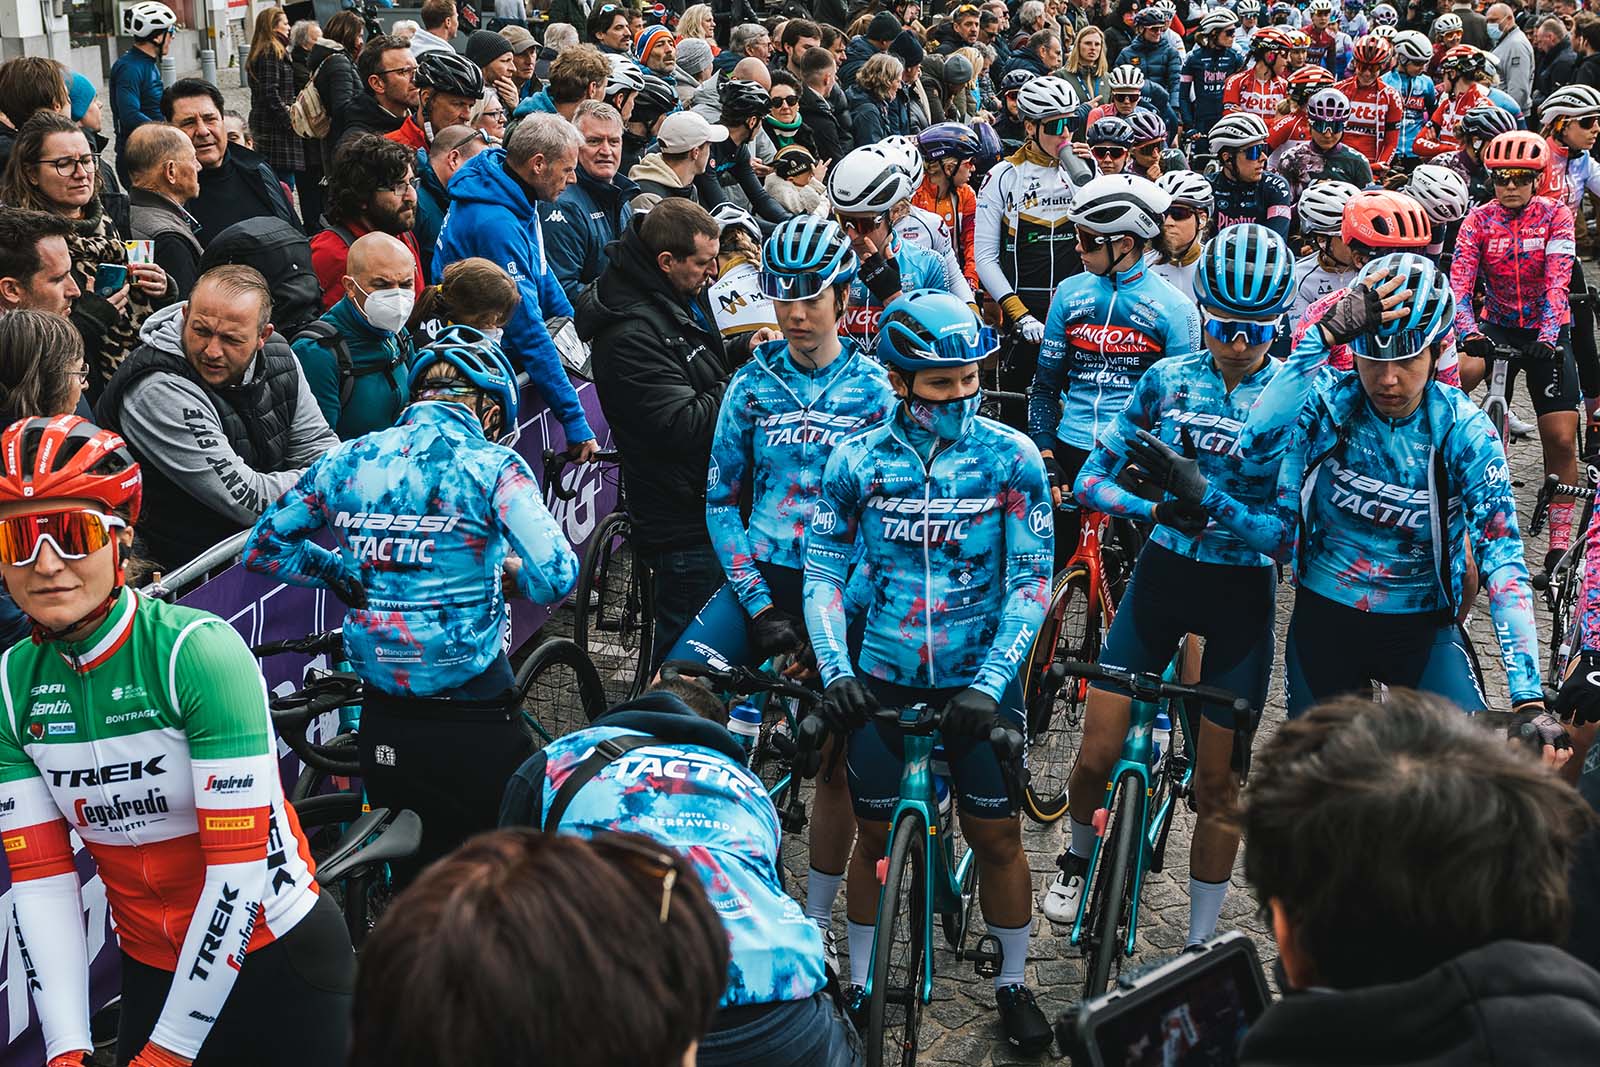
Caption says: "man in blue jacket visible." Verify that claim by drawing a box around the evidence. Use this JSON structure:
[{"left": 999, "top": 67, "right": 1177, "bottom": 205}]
[
  {"left": 840, "top": 11, "right": 901, "bottom": 89},
  {"left": 413, "top": 125, "right": 490, "bottom": 285},
  {"left": 110, "top": 1, "right": 175, "bottom": 182},
  {"left": 436, "top": 113, "right": 599, "bottom": 459},
  {"left": 540, "top": 100, "right": 637, "bottom": 303},
  {"left": 1117, "top": 7, "right": 1184, "bottom": 101}
]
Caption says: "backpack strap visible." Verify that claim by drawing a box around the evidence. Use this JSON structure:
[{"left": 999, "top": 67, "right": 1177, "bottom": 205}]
[
  {"left": 543, "top": 733, "right": 660, "bottom": 832},
  {"left": 326, "top": 222, "right": 359, "bottom": 249},
  {"left": 293, "top": 318, "right": 411, "bottom": 406}
]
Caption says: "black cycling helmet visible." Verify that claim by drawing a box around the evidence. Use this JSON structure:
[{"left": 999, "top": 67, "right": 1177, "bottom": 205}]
[
  {"left": 719, "top": 78, "right": 770, "bottom": 121},
  {"left": 415, "top": 49, "right": 486, "bottom": 99},
  {"left": 632, "top": 72, "right": 680, "bottom": 127},
  {"left": 1000, "top": 68, "right": 1032, "bottom": 96},
  {"left": 1460, "top": 103, "right": 1518, "bottom": 141}
]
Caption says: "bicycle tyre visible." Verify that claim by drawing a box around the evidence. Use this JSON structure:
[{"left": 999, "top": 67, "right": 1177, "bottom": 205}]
[
  {"left": 515, "top": 636, "right": 608, "bottom": 745},
  {"left": 1022, "top": 567, "right": 1097, "bottom": 823},
  {"left": 573, "top": 512, "right": 655, "bottom": 705},
  {"left": 1082, "top": 773, "right": 1143, "bottom": 999},
  {"left": 866, "top": 812, "right": 928, "bottom": 1067}
]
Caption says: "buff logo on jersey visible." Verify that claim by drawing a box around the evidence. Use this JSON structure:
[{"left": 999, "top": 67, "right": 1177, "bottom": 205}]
[
  {"left": 811, "top": 497, "right": 839, "bottom": 535},
  {"left": 759, "top": 410, "right": 871, "bottom": 448},
  {"left": 335, "top": 510, "right": 461, "bottom": 566},
  {"left": 1326, "top": 458, "right": 1430, "bottom": 530},
  {"left": 1028, "top": 502, "right": 1052, "bottom": 538},
  {"left": 867, "top": 495, "right": 997, "bottom": 543}
]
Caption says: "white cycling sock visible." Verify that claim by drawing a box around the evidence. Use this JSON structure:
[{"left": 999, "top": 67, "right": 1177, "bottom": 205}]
[
  {"left": 987, "top": 921, "right": 1031, "bottom": 989},
  {"left": 1068, "top": 816, "right": 1096, "bottom": 860},
  {"left": 846, "top": 920, "right": 875, "bottom": 987},
  {"left": 805, "top": 867, "right": 843, "bottom": 929},
  {"left": 1187, "top": 877, "right": 1229, "bottom": 947}
]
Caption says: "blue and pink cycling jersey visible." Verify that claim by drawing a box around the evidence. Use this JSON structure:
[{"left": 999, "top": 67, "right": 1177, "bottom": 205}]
[{"left": 1449, "top": 196, "right": 1576, "bottom": 347}]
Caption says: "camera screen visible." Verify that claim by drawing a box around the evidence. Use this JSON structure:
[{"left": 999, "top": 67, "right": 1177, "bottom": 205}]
[{"left": 1091, "top": 951, "right": 1262, "bottom": 1066}]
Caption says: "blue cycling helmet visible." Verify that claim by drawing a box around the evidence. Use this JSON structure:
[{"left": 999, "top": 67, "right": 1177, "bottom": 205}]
[
  {"left": 918, "top": 121, "right": 984, "bottom": 162},
  {"left": 410, "top": 325, "right": 521, "bottom": 433},
  {"left": 1194, "top": 223, "right": 1295, "bottom": 318},
  {"left": 1347, "top": 253, "right": 1456, "bottom": 361},
  {"left": 876, "top": 289, "right": 998, "bottom": 371},
  {"left": 761, "top": 216, "right": 859, "bottom": 302},
  {"left": 1087, "top": 116, "right": 1138, "bottom": 148},
  {"left": 972, "top": 121, "right": 1002, "bottom": 167}
]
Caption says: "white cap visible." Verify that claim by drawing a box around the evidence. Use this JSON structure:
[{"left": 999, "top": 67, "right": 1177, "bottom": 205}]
[{"left": 657, "top": 111, "right": 729, "bottom": 153}]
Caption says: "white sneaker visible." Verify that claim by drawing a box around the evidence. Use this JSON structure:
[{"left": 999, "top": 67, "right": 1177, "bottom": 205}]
[
  {"left": 1040, "top": 852, "right": 1089, "bottom": 925},
  {"left": 1508, "top": 408, "right": 1535, "bottom": 440}
]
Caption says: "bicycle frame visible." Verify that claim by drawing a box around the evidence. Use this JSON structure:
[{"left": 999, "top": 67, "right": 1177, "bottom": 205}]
[
  {"left": 1482, "top": 356, "right": 1511, "bottom": 442},
  {"left": 1068, "top": 657, "right": 1195, "bottom": 957},
  {"left": 863, "top": 708, "right": 978, "bottom": 1006}
]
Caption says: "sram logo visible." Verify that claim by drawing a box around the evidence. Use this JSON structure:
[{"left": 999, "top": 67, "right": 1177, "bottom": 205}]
[{"left": 332, "top": 512, "right": 462, "bottom": 533}]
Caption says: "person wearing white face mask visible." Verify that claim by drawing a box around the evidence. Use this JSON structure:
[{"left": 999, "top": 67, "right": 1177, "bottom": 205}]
[{"left": 292, "top": 231, "right": 419, "bottom": 439}]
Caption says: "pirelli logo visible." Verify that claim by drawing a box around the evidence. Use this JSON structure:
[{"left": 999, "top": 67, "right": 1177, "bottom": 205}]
[
  {"left": 205, "top": 815, "right": 257, "bottom": 833},
  {"left": 3, "top": 834, "right": 26, "bottom": 852}
]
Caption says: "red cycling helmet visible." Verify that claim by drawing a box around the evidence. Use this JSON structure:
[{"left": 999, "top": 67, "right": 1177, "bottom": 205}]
[
  {"left": 1439, "top": 43, "right": 1487, "bottom": 77},
  {"left": 1288, "top": 64, "right": 1336, "bottom": 89},
  {"left": 1252, "top": 26, "right": 1293, "bottom": 55},
  {"left": 1352, "top": 34, "right": 1392, "bottom": 67},
  {"left": 1481, "top": 130, "right": 1550, "bottom": 171},
  {"left": 0, "top": 415, "right": 143, "bottom": 523},
  {"left": 1341, "top": 190, "right": 1432, "bottom": 250}
]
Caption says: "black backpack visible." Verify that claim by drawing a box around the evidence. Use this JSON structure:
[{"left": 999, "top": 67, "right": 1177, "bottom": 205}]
[
  {"left": 198, "top": 216, "right": 322, "bottom": 337},
  {"left": 290, "top": 318, "right": 410, "bottom": 407}
]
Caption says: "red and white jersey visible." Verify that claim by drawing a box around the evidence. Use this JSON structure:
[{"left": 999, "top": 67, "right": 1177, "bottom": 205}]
[
  {"left": 1335, "top": 76, "right": 1404, "bottom": 166},
  {"left": 1222, "top": 69, "right": 1289, "bottom": 121}
]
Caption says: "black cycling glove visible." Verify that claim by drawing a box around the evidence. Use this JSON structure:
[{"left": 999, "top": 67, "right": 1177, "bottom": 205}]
[
  {"left": 327, "top": 571, "right": 369, "bottom": 610},
  {"left": 1557, "top": 650, "right": 1600, "bottom": 726},
  {"left": 859, "top": 251, "right": 903, "bottom": 304},
  {"left": 1529, "top": 341, "right": 1559, "bottom": 362},
  {"left": 1153, "top": 500, "right": 1209, "bottom": 537},
  {"left": 822, "top": 677, "right": 879, "bottom": 732},
  {"left": 1043, "top": 454, "right": 1067, "bottom": 495},
  {"left": 942, "top": 687, "right": 999, "bottom": 739},
  {"left": 1462, "top": 333, "right": 1496, "bottom": 360},
  {"left": 1320, "top": 285, "right": 1384, "bottom": 345},
  {"left": 1126, "top": 428, "right": 1209, "bottom": 507},
  {"left": 751, "top": 608, "right": 806, "bottom": 658}
]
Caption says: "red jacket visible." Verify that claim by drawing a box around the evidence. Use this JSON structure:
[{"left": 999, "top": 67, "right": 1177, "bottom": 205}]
[
  {"left": 310, "top": 222, "right": 426, "bottom": 310},
  {"left": 385, "top": 116, "right": 427, "bottom": 151},
  {"left": 1222, "top": 68, "right": 1288, "bottom": 121},
  {"left": 1334, "top": 75, "right": 1403, "bottom": 167}
]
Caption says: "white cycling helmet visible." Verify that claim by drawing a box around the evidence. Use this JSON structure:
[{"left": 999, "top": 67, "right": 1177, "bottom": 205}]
[
  {"left": 606, "top": 54, "right": 647, "bottom": 96},
  {"left": 1238, "top": 0, "right": 1262, "bottom": 16},
  {"left": 1371, "top": 2, "right": 1398, "bottom": 25},
  {"left": 1297, "top": 179, "right": 1361, "bottom": 235},
  {"left": 123, "top": 1, "right": 176, "bottom": 37},
  {"left": 1157, "top": 168, "right": 1215, "bottom": 211},
  {"left": 1067, "top": 173, "right": 1171, "bottom": 240},
  {"left": 1107, "top": 64, "right": 1147, "bottom": 92},
  {"left": 1307, "top": 87, "right": 1352, "bottom": 124},
  {"left": 1208, "top": 112, "right": 1270, "bottom": 151},
  {"left": 1433, "top": 11, "right": 1463, "bottom": 34},
  {"left": 1153, "top": 0, "right": 1177, "bottom": 21},
  {"left": 1016, "top": 76, "right": 1081, "bottom": 121},
  {"left": 1393, "top": 29, "right": 1432, "bottom": 64},
  {"left": 1308, "top": 0, "right": 1335, "bottom": 14},
  {"left": 1372, "top": 24, "right": 1396, "bottom": 39},
  {"left": 1199, "top": 7, "right": 1240, "bottom": 34},
  {"left": 877, "top": 134, "right": 926, "bottom": 186},
  {"left": 711, "top": 202, "right": 762, "bottom": 244},
  {"left": 828, "top": 146, "right": 916, "bottom": 214},
  {"left": 1542, "top": 84, "right": 1600, "bottom": 124},
  {"left": 1406, "top": 163, "right": 1471, "bottom": 225}
]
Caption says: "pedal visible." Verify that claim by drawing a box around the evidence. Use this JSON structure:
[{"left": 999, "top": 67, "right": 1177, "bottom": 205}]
[
  {"left": 967, "top": 933, "right": 1002, "bottom": 980},
  {"left": 778, "top": 798, "right": 807, "bottom": 834}
]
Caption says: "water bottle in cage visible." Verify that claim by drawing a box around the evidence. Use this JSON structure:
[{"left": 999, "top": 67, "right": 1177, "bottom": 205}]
[
  {"left": 1152, "top": 709, "right": 1171, "bottom": 768},
  {"left": 729, "top": 699, "right": 762, "bottom": 764},
  {"left": 932, "top": 742, "right": 953, "bottom": 839}
]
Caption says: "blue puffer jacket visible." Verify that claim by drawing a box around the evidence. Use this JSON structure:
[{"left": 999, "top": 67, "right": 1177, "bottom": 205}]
[
  {"left": 539, "top": 164, "right": 638, "bottom": 304},
  {"left": 435, "top": 148, "right": 593, "bottom": 444},
  {"left": 511, "top": 88, "right": 558, "bottom": 119},
  {"left": 1117, "top": 35, "right": 1184, "bottom": 100},
  {"left": 413, "top": 148, "right": 450, "bottom": 285},
  {"left": 242, "top": 400, "right": 580, "bottom": 696},
  {"left": 109, "top": 47, "right": 164, "bottom": 161}
]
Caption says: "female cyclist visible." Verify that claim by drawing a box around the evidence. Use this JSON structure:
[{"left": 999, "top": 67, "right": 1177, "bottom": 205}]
[
  {"left": 1537, "top": 85, "right": 1600, "bottom": 455},
  {"left": 0, "top": 416, "right": 352, "bottom": 1067},
  {"left": 1146, "top": 170, "right": 1215, "bottom": 295}
]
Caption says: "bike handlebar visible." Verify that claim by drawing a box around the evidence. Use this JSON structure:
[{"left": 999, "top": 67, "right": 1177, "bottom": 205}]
[
  {"left": 542, "top": 449, "right": 622, "bottom": 500},
  {"left": 269, "top": 672, "right": 364, "bottom": 777},
  {"left": 252, "top": 631, "right": 344, "bottom": 659},
  {"left": 659, "top": 659, "right": 822, "bottom": 707},
  {"left": 1529, "top": 472, "right": 1597, "bottom": 538}
]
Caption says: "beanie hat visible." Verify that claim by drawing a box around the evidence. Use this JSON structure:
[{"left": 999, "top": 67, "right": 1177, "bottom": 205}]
[
  {"left": 636, "top": 25, "right": 675, "bottom": 63},
  {"left": 67, "top": 71, "right": 96, "bottom": 123},
  {"left": 465, "top": 29, "right": 514, "bottom": 68},
  {"left": 889, "top": 29, "right": 925, "bottom": 68},
  {"left": 676, "top": 37, "right": 714, "bottom": 74},
  {"left": 868, "top": 11, "right": 903, "bottom": 42}
]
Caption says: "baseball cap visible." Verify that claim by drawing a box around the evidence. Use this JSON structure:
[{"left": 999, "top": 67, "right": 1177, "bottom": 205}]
[
  {"left": 498, "top": 25, "right": 537, "bottom": 54},
  {"left": 657, "top": 110, "right": 729, "bottom": 152}
]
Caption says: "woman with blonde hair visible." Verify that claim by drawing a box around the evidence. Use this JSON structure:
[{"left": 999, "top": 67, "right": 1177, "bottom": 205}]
[
  {"left": 246, "top": 5, "right": 303, "bottom": 186},
  {"left": 1062, "top": 23, "right": 1109, "bottom": 115},
  {"left": 677, "top": 4, "right": 719, "bottom": 52},
  {"left": 847, "top": 53, "right": 910, "bottom": 142}
]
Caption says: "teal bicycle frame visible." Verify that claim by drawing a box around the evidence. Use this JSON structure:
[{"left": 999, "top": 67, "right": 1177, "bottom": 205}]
[{"left": 1068, "top": 657, "right": 1195, "bottom": 957}]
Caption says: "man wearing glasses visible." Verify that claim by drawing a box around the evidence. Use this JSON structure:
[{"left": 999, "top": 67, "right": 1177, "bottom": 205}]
[{"left": 335, "top": 34, "right": 420, "bottom": 153}]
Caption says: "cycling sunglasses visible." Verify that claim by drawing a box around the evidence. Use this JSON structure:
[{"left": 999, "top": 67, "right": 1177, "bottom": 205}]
[
  {"left": 1309, "top": 119, "right": 1344, "bottom": 134},
  {"left": 1166, "top": 204, "right": 1200, "bottom": 222},
  {"left": 1491, "top": 169, "right": 1539, "bottom": 188},
  {"left": 760, "top": 256, "right": 856, "bottom": 301},
  {"left": 1234, "top": 143, "right": 1269, "bottom": 161},
  {"left": 1039, "top": 116, "right": 1072, "bottom": 136},
  {"left": 0, "top": 509, "right": 126, "bottom": 567},
  {"left": 1569, "top": 116, "right": 1600, "bottom": 130},
  {"left": 1203, "top": 313, "right": 1279, "bottom": 346},
  {"left": 1091, "top": 145, "right": 1129, "bottom": 160},
  {"left": 1345, "top": 327, "right": 1434, "bottom": 362}
]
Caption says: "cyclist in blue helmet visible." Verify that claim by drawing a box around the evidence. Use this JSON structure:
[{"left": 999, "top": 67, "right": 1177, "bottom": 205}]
[
  {"left": 669, "top": 216, "right": 896, "bottom": 958},
  {"left": 1039, "top": 223, "right": 1297, "bottom": 951},
  {"left": 244, "top": 325, "right": 580, "bottom": 884},
  {"left": 803, "top": 289, "right": 1055, "bottom": 1053}
]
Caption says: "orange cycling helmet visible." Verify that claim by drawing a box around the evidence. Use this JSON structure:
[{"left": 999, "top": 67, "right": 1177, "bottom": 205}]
[
  {"left": 0, "top": 415, "right": 143, "bottom": 522},
  {"left": 1481, "top": 130, "right": 1550, "bottom": 171},
  {"left": 1341, "top": 190, "right": 1432, "bottom": 250}
]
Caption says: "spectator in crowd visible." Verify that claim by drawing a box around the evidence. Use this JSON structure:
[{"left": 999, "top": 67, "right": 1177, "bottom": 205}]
[
  {"left": 980, "top": 9, "right": 1012, "bottom": 70},
  {"left": 1063, "top": 24, "right": 1110, "bottom": 114},
  {"left": 637, "top": 26, "right": 679, "bottom": 76},
  {"left": 67, "top": 71, "right": 130, "bottom": 241},
  {"left": 163, "top": 78, "right": 301, "bottom": 247},
  {"left": 407, "top": 255, "right": 519, "bottom": 346},
  {"left": 537, "top": 22, "right": 579, "bottom": 83},
  {"left": 124, "top": 124, "right": 204, "bottom": 300},
  {"left": 848, "top": 53, "right": 911, "bottom": 144},
  {"left": 312, "top": 10, "right": 365, "bottom": 171},
  {"left": 776, "top": 19, "right": 822, "bottom": 78},
  {"left": 678, "top": 5, "right": 718, "bottom": 52},
  {"left": 491, "top": 0, "right": 528, "bottom": 31},
  {"left": 247, "top": 6, "right": 305, "bottom": 189},
  {"left": 338, "top": 34, "right": 418, "bottom": 149},
  {"left": 1451, "top": 0, "right": 1492, "bottom": 49},
  {"left": 710, "top": 80, "right": 790, "bottom": 221},
  {"left": 1534, "top": 17, "right": 1578, "bottom": 108},
  {"left": 931, "top": 3, "right": 983, "bottom": 53},
  {"left": 0, "top": 208, "right": 78, "bottom": 315},
  {"left": 415, "top": 125, "right": 491, "bottom": 282},
  {"left": 580, "top": 198, "right": 745, "bottom": 664},
  {"left": 222, "top": 108, "right": 253, "bottom": 150},
  {"left": 467, "top": 29, "right": 523, "bottom": 116},
  {"left": 96, "top": 264, "right": 339, "bottom": 571},
  {"left": 589, "top": 3, "right": 635, "bottom": 54},
  {"left": 500, "top": 25, "right": 541, "bottom": 100},
  {"left": 470, "top": 93, "right": 509, "bottom": 142},
  {"left": 1001, "top": 27, "right": 1062, "bottom": 80},
  {"left": 677, "top": 39, "right": 720, "bottom": 110},
  {"left": 0, "top": 57, "right": 68, "bottom": 172},
  {"left": 1488, "top": 3, "right": 1535, "bottom": 111},
  {"left": 759, "top": 70, "right": 818, "bottom": 158},
  {"left": 516, "top": 43, "right": 610, "bottom": 121},
  {"left": 108, "top": 1, "right": 174, "bottom": 181},
  {"left": 2, "top": 113, "right": 169, "bottom": 392},
  {"left": 542, "top": 101, "right": 637, "bottom": 302},
  {"left": 891, "top": 29, "right": 931, "bottom": 127},
  {"left": 718, "top": 22, "right": 773, "bottom": 76},
  {"left": 292, "top": 231, "right": 417, "bottom": 439},
  {"left": 411, "top": 0, "right": 459, "bottom": 59},
  {"left": 841, "top": 11, "right": 902, "bottom": 88},
  {"left": 1235, "top": 691, "right": 1600, "bottom": 1065},
  {"left": 350, "top": 830, "right": 727, "bottom": 1067},
  {"left": 289, "top": 19, "right": 327, "bottom": 226},
  {"left": 392, "top": 49, "right": 485, "bottom": 150},
  {"left": 798, "top": 45, "right": 851, "bottom": 163},
  {"left": 391, "top": 19, "right": 419, "bottom": 42},
  {"left": 695, "top": 54, "right": 772, "bottom": 118},
  {"left": 314, "top": 134, "right": 425, "bottom": 309},
  {"left": 1578, "top": 18, "right": 1600, "bottom": 90},
  {"left": 630, "top": 110, "right": 726, "bottom": 205},
  {"left": 435, "top": 114, "right": 599, "bottom": 460}
]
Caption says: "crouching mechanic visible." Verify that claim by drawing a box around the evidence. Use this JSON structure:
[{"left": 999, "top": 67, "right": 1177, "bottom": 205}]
[
  {"left": 243, "top": 329, "right": 579, "bottom": 883},
  {"left": 802, "top": 290, "right": 1055, "bottom": 1052},
  {"left": 500, "top": 680, "right": 862, "bottom": 1066},
  {"left": 0, "top": 417, "right": 352, "bottom": 1067}
]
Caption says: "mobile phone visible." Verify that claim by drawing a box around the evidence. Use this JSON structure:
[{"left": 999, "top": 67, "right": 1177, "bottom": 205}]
[
  {"left": 94, "top": 263, "right": 128, "bottom": 296},
  {"left": 1056, "top": 930, "right": 1271, "bottom": 1066}
]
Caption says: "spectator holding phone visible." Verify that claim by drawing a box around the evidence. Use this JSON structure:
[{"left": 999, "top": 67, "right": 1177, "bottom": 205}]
[{"left": 1236, "top": 689, "right": 1600, "bottom": 1066}]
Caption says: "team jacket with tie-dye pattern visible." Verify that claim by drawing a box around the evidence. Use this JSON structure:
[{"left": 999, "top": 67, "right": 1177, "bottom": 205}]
[
  {"left": 802, "top": 406, "right": 1053, "bottom": 700},
  {"left": 706, "top": 337, "right": 896, "bottom": 619},
  {"left": 0, "top": 589, "right": 318, "bottom": 1060},
  {"left": 242, "top": 401, "right": 579, "bottom": 696}
]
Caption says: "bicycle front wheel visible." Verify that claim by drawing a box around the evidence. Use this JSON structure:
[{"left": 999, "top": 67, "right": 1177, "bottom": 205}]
[
  {"left": 867, "top": 812, "right": 928, "bottom": 1067},
  {"left": 1082, "top": 774, "right": 1143, "bottom": 999},
  {"left": 1022, "top": 567, "right": 1098, "bottom": 822},
  {"left": 574, "top": 512, "right": 654, "bottom": 704},
  {"left": 515, "top": 636, "right": 607, "bottom": 746}
]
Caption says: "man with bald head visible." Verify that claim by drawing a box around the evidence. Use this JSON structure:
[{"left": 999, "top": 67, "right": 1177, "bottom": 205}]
[
  {"left": 1488, "top": 3, "right": 1535, "bottom": 110},
  {"left": 125, "top": 122, "right": 204, "bottom": 298},
  {"left": 693, "top": 55, "right": 774, "bottom": 120},
  {"left": 291, "top": 231, "right": 418, "bottom": 438}
]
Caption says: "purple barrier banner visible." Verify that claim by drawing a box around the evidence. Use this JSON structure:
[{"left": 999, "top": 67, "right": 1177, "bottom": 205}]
[{"left": 0, "top": 378, "right": 616, "bottom": 1064}]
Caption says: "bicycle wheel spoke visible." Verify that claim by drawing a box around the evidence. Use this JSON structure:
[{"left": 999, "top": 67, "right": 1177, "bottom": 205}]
[
  {"left": 577, "top": 517, "right": 650, "bottom": 706},
  {"left": 1023, "top": 569, "right": 1098, "bottom": 822}
]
